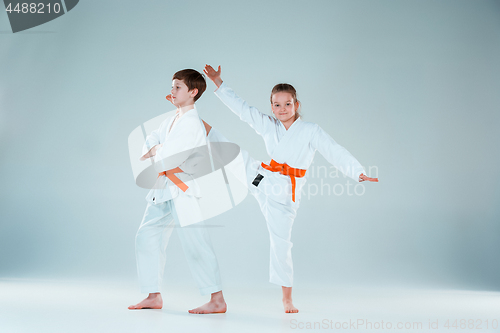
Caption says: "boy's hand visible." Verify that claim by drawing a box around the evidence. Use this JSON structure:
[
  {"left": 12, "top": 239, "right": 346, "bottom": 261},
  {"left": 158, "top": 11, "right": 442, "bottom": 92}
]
[
  {"left": 203, "top": 64, "right": 223, "bottom": 88},
  {"left": 359, "top": 173, "right": 378, "bottom": 182},
  {"left": 166, "top": 94, "right": 174, "bottom": 105},
  {"left": 140, "top": 144, "right": 163, "bottom": 161}
]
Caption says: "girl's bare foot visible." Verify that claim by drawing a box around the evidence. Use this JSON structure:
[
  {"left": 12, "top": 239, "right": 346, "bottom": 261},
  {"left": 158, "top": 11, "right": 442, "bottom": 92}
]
[
  {"left": 282, "top": 286, "right": 299, "bottom": 313},
  {"left": 283, "top": 299, "right": 299, "bottom": 313},
  {"left": 188, "top": 290, "right": 227, "bottom": 314},
  {"left": 128, "top": 293, "right": 163, "bottom": 310}
]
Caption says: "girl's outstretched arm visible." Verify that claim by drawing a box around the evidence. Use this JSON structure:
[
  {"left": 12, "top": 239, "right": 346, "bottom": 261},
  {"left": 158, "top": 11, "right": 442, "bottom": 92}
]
[
  {"left": 359, "top": 174, "right": 378, "bottom": 182},
  {"left": 311, "top": 124, "right": 379, "bottom": 182}
]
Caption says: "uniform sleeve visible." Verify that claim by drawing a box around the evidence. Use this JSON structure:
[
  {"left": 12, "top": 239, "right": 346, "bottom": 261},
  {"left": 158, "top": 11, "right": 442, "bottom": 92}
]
[
  {"left": 155, "top": 114, "right": 206, "bottom": 172},
  {"left": 310, "top": 124, "right": 365, "bottom": 182},
  {"left": 214, "top": 82, "right": 274, "bottom": 136},
  {"left": 140, "top": 118, "right": 169, "bottom": 158},
  {"left": 141, "top": 130, "right": 160, "bottom": 156}
]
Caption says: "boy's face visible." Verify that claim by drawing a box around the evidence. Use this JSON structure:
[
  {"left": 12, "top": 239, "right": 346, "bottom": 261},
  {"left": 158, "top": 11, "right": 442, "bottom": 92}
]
[
  {"left": 171, "top": 79, "right": 198, "bottom": 107},
  {"left": 271, "top": 92, "right": 297, "bottom": 123}
]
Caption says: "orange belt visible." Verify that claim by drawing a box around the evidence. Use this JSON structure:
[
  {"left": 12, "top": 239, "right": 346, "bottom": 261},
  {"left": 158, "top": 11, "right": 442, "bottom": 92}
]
[
  {"left": 158, "top": 167, "right": 188, "bottom": 192},
  {"left": 261, "top": 159, "right": 306, "bottom": 202}
]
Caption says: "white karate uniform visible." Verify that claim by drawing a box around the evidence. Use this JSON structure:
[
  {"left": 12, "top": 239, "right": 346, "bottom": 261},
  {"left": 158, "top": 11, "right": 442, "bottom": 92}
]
[
  {"left": 215, "top": 82, "right": 366, "bottom": 287},
  {"left": 135, "top": 107, "right": 222, "bottom": 295},
  {"left": 143, "top": 107, "right": 206, "bottom": 205}
]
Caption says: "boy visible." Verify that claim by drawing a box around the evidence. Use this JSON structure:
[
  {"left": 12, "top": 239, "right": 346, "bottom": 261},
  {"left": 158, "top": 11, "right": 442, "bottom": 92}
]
[{"left": 128, "top": 69, "right": 226, "bottom": 314}]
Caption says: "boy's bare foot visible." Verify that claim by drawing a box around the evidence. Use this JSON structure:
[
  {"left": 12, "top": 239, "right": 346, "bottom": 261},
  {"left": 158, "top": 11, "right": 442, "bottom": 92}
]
[
  {"left": 188, "top": 290, "right": 227, "bottom": 314},
  {"left": 188, "top": 301, "right": 227, "bottom": 314},
  {"left": 282, "top": 286, "right": 299, "bottom": 313},
  {"left": 128, "top": 293, "right": 163, "bottom": 310}
]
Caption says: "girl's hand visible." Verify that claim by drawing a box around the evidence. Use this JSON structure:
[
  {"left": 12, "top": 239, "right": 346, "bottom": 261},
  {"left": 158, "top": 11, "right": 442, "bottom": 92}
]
[
  {"left": 359, "top": 173, "right": 378, "bottom": 182},
  {"left": 203, "top": 64, "right": 223, "bottom": 88}
]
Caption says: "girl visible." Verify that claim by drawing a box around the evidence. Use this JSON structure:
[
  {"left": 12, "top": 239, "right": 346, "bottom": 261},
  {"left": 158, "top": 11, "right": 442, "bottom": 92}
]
[{"left": 204, "top": 65, "right": 378, "bottom": 313}]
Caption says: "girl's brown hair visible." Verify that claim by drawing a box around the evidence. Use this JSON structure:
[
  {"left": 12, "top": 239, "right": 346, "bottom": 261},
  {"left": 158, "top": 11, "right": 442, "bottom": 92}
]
[{"left": 270, "top": 83, "right": 302, "bottom": 120}]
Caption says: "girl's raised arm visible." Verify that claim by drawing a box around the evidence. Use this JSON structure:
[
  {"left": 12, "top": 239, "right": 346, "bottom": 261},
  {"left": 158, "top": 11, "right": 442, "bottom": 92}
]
[
  {"left": 204, "top": 64, "right": 275, "bottom": 137},
  {"left": 204, "top": 65, "right": 223, "bottom": 88}
]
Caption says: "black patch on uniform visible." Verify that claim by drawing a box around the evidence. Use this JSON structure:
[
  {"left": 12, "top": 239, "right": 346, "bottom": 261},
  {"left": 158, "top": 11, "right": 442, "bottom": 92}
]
[{"left": 252, "top": 174, "right": 264, "bottom": 187}]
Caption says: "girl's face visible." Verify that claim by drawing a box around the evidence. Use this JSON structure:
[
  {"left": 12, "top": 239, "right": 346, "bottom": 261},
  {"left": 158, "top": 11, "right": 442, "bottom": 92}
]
[{"left": 271, "top": 92, "right": 298, "bottom": 123}]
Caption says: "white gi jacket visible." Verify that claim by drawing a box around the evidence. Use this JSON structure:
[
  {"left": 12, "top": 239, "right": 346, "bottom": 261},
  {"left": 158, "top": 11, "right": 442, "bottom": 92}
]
[
  {"left": 141, "top": 107, "right": 206, "bottom": 205},
  {"left": 215, "top": 82, "right": 366, "bottom": 206}
]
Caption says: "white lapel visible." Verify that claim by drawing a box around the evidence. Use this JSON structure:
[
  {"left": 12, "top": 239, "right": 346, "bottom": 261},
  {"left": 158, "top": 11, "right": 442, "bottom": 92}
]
[
  {"left": 271, "top": 118, "right": 303, "bottom": 161},
  {"left": 163, "top": 113, "right": 178, "bottom": 142},
  {"left": 167, "top": 107, "right": 198, "bottom": 140}
]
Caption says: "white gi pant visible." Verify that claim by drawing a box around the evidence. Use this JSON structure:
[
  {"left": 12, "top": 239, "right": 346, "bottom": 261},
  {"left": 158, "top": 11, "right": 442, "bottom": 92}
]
[
  {"left": 253, "top": 189, "right": 298, "bottom": 288},
  {"left": 135, "top": 199, "right": 222, "bottom": 295}
]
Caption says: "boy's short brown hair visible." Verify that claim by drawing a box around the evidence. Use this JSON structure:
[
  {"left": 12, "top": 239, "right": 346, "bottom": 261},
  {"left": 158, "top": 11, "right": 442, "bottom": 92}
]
[{"left": 172, "top": 69, "right": 206, "bottom": 102}]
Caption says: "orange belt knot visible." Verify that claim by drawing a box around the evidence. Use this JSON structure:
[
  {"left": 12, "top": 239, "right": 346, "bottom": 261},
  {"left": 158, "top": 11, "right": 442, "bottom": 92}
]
[
  {"left": 260, "top": 159, "right": 306, "bottom": 202},
  {"left": 158, "top": 167, "right": 188, "bottom": 192}
]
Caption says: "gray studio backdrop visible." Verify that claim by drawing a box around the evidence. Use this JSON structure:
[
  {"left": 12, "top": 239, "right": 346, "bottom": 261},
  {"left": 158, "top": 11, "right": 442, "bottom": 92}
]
[{"left": 1, "top": 0, "right": 499, "bottom": 291}]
